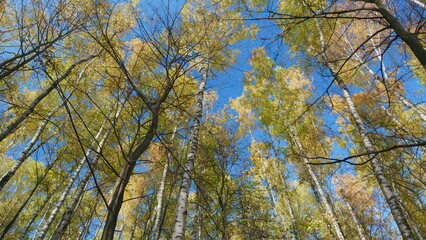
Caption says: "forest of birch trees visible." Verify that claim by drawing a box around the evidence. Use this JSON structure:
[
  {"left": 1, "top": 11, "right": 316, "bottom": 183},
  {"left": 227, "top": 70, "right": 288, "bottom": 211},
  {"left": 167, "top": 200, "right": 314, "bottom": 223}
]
[{"left": 0, "top": 0, "right": 425, "bottom": 239}]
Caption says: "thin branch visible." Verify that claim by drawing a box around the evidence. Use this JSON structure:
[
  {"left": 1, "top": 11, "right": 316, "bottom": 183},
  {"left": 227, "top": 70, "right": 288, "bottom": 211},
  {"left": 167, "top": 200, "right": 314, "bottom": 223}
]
[{"left": 305, "top": 141, "right": 426, "bottom": 165}]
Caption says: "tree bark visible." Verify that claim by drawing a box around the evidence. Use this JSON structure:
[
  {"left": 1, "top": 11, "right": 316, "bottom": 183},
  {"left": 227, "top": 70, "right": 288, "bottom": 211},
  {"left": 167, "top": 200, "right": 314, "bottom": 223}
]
[
  {"left": 409, "top": 0, "right": 426, "bottom": 9},
  {"left": 315, "top": 20, "right": 416, "bottom": 239},
  {"left": 51, "top": 101, "right": 126, "bottom": 240},
  {"left": 101, "top": 108, "right": 161, "bottom": 240},
  {"left": 270, "top": 141, "right": 300, "bottom": 240},
  {"left": 396, "top": 93, "right": 426, "bottom": 122},
  {"left": 152, "top": 126, "right": 177, "bottom": 240},
  {"left": 77, "top": 195, "right": 100, "bottom": 240},
  {"left": 20, "top": 193, "right": 53, "bottom": 238},
  {"left": 0, "top": 55, "right": 96, "bottom": 143},
  {"left": 344, "top": 33, "right": 426, "bottom": 123},
  {"left": 291, "top": 131, "right": 346, "bottom": 240},
  {"left": 331, "top": 67, "right": 415, "bottom": 239},
  {"left": 172, "top": 71, "right": 207, "bottom": 240},
  {"left": 0, "top": 101, "right": 64, "bottom": 191},
  {"left": 100, "top": 71, "right": 174, "bottom": 239},
  {"left": 35, "top": 123, "right": 106, "bottom": 240},
  {"left": 341, "top": 196, "right": 368, "bottom": 240},
  {"left": 0, "top": 158, "right": 59, "bottom": 239},
  {"left": 365, "top": 0, "right": 426, "bottom": 70}
]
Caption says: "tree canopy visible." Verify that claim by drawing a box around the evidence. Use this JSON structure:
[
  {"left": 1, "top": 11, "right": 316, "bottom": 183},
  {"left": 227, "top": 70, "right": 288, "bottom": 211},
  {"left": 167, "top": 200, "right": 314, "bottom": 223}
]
[{"left": 0, "top": 0, "right": 425, "bottom": 239}]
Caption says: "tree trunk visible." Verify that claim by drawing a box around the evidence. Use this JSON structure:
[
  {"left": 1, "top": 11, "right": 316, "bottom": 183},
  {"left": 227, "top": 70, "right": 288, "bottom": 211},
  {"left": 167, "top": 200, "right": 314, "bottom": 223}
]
[
  {"left": 101, "top": 107, "right": 161, "bottom": 240},
  {"left": 270, "top": 141, "right": 300, "bottom": 240},
  {"left": 77, "top": 194, "right": 100, "bottom": 240},
  {"left": 0, "top": 55, "right": 96, "bottom": 143},
  {"left": 396, "top": 93, "right": 426, "bottom": 122},
  {"left": 391, "top": 180, "right": 424, "bottom": 240},
  {"left": 0, "top": 157, "right": 59, "bottom": 239},
  {"left": 409, "top": 0, "right": 426, "bottom": 9},
  {"left": 172, "top": 71, "right": 207, "bottom": 240},
  {"left": 36, "top": 123, "right": 106, "bottom": 240},
  {"left": 100, "top": 60, "right": 175, "bottom": 239},
  {"left": 331, "top": 67, "right": 415, "bottom": 239},
  {"left": 0, "top": 101, "right": 63, "bottom": 191},
  {"left": 152, "top": 126, "right": 177, "bottom": 240},
  {"left": 20, "top": 193, "right": 53, "bottom": 238},
  {"left": 291, "top": 131, "right": 346, "bottom": 240},
  {"left": 346, "top": 18, "right": 426, "bottom": 123},
  {"left": 51, "top": 101, "right": 126, "bottom": 240},
  {"left": 315, "top": 20, "right": 416, "bottom": 239},
  {"left": 365, "top": 0, "right": 426, "bottom": 70},
  {"left": 277, "top": 167, "right": 299, "bottom": 240},
  {"left": 341, "top": 196, "right": 368, "bottom": 240}
]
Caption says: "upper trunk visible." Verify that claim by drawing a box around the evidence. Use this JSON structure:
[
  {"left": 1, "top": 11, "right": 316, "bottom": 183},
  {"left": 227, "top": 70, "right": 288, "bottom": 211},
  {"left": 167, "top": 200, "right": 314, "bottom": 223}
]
[
  {"left": 172, "top": 71, "right": 207, "bottom": 240},
  {"left": 366, "top": 0, "right": 426, "bottom": 71}
]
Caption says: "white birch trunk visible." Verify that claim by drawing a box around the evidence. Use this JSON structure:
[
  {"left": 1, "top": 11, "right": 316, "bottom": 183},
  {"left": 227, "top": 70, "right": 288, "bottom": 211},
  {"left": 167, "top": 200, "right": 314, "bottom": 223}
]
[
  {"left": 315, "top": 21, "right": 415, "bottom": 239},
  {"left": 21, "top": 193, "right": 53, "bottom": 237},
  {"left": 0, "top": 102, "right": 63, "bottom": 191},
  {"left": 277, "top": 167, "right": 299, "bottom": 240},
  {"left": 36, "top": 123, "right": 106, "bottom": 240},
  {"left": 152, "top": 126, "right": 177, "bottom": 240},
  {"left": 270, "top": 142, "right": 299, "bottom": 240},
  {"left": 396, "top": 93, "right": 426, "bottom": 122},
  {"left": 410, "top": 0, "right": 426, "bottom": 9},
  {"left": 344, "top": 31, "right": 426, "bottom": 123},
  {"left": 341, "top": 196, "right": 367, "bottom": 240},
  {"left": 50, "top": 101, "right": 126, "bottom": 240},
  {"left": 291, "top": 131, "right": 346, "bottom": 240},
  {"left": 332, "top": 68, "right": 415, "bottom": 240},
  {"left": 172, "top": 70, "right": 207, "bottom": 240},
  {"left": 0, "top": 56, "right": 96, "bottom": 143}
]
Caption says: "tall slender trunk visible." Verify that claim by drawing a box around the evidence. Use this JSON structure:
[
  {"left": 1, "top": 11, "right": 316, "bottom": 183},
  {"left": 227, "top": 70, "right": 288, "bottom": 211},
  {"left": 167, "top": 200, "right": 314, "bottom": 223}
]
[
  {"left": 143, "top": 197, "right": 158, "bottom": 239},
  {"left": 20, "top": 193, "right": 53, "bottom": 238},
  {"left": 269, "top": 140, "right": 299, "bottom": 240},
  {"left": 282, "top": 186, "right": 299, "bottom": 240},
  {"left": 0, "top": 55, "right": 96, "bottom": 143},
  {"left": 100, "top": 66, "right": 174, "bottom": 239},
  {"left": 276, "top": 167, "right": 299, "bottom": 240},
  {"left": 129, "top": 215, "right": 139, "bottom": 240},
  {"left": 331, "top": 68, "right": 415, "bottom": 239},
  {"left": 194, "top": 191, "right": 203, "bottom": 240},
  {"left": 0, "top": 157, "right": 59, "bottom": 239},
  {"left": 101, "top": 159, "right": 137, "bottom": 240},
  {"left": 391, "top": 180, "right": 424, "bottom": 240},
  {"left": 259, "top": 156, "right": 291, "bottom": 239},
  {"left": 341, "top": 195, "right": 368, "bottom": 240},
  {"left": 362, "top": 0, "right": 426, "bottom": 70},
  {"left": 51, "top": 151, "right": 98, "bottom": 240},
  {"left": 396, "top": 93, "right": 426, "bottom": 122},
  {"left": 250, "top": 132, "right": 283, "bottom": 222},
  {"left": 152, "top": 126, "right": 177, "bottom": 240},
  {"left": 345, "top": 26, "right": 426, "bottom": 123},
  {"left": 315, "top": 21, "right": 415, "bottom": 239},
  {"left": 93, "top": 215, "right": 106, "bottom": 239},
  {"left": 409, "top": 0, "right": 426, "bottom": 9},
  {"left": 51, "top": 101, "right": 127, "bottom": 240},
  {"left": 129, "top": 197, "right": 144, "bottom": 240},
  {"left": 0, "top": 101, "right": 64, "bottom": 191},
  {"left": 172, "top": 71, "right": 207, "bottom": 240},
  {"left": 291, "top": 131, "right": 346, "bottom": 240},
  {"left": 101, "top": 107, "right": 161, "bottom": 240},
  {"left": 36, "top": 124, "right": 106, "bottom": 240},
  {"left": 261, "top": 165, "right": 289, "bottom": 239},
  {"left": 77, "top": 194, "right": 100, "bottom": 240}
]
